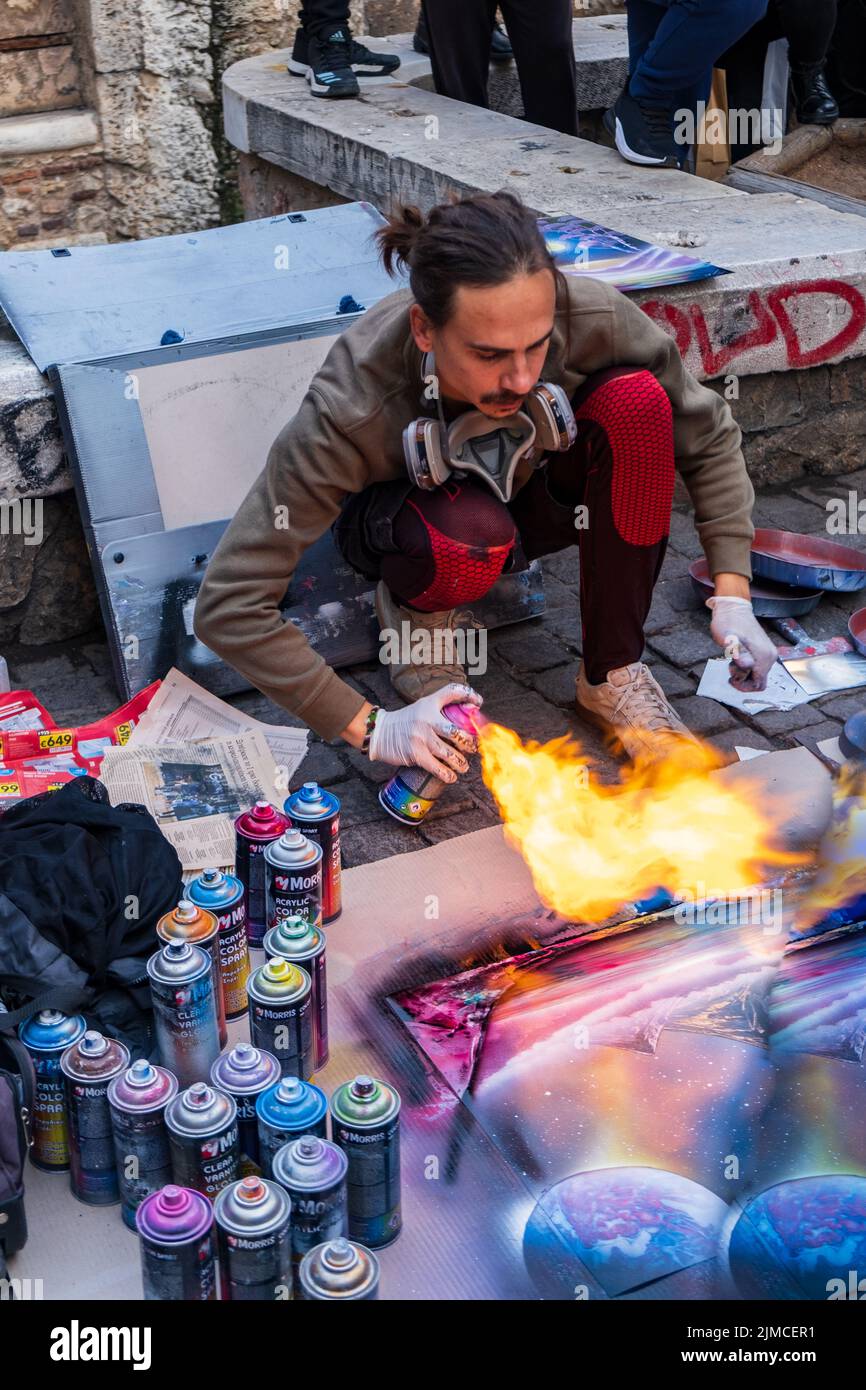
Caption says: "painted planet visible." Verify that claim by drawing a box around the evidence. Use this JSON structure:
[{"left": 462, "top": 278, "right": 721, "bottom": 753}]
[
  {"left": 728, "top": 1175, "right": 866, "bottom": 1300},
  {"left": 524, "top": 1166, "right": 728, "bottom": 1299}
]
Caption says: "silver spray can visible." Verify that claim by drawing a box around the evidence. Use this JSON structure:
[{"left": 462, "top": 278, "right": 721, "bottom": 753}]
[
  {"left": 299, "top": 1237, "right": 380, "bottom": 1301},
  {"left": 108, "top": 1058, "right": 178, "bottom": 1231},
  {"left": 146, "top": 939, "right": 221, "bottom": 1089},
  {"left": 209, "top": 1042, "right": 281, "bottom": 1170},
  {"left": 272, "top": 1134, "right": 348, "bottom": 1282},
  {"left": 263, "top": 828, "right": 323, "bottom": 932},
  {"left": 165, "top": 1081, "right": 240, "bottom": 1200},
  {"left": 214, "top": 1174, "right": 293, "bottom": 1301}
]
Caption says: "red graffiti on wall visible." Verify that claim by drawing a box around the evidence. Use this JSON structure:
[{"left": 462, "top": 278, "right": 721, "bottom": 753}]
[{"left": 641, "top": 278, "right": 866, "bottom": 376}]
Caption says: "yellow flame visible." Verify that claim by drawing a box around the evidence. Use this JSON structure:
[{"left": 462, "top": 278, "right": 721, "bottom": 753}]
[{"left": 478, "top": 721, "right": 805, "bottom": 922}]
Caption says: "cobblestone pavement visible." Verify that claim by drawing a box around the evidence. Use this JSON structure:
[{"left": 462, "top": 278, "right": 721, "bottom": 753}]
[{"left": 7, "top": 472, "right": 866, "bottom": 869}]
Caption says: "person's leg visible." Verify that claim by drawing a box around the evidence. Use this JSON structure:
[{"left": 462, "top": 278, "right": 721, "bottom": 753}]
[
  {"left": 630, "top": 0, "right": 770, "bottom": 110},
  {"left": 421, "top": 0, "right": 498, "bottom": 109},
  {"left": 299, "top": 0, "right": 350, "bottom": 40},
  {"left": 511, "top": 367, "right": 674, "bottom": 681},
  {"left": 775, "top": 0, "right": 838, "bottom": 66},
  {"left": 774, "top": 0, "right": 840, "bottom": 123},
  {"left": 499, "top": 0, "right": 578, "bottom": 135}
]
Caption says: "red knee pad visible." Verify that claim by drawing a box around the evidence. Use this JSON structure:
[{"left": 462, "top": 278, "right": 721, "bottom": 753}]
[
  {"left": 387, "top": 480, "right": 516, "bottom": 611},
  {"left": 575, "top": 370, "right": 675, "bottom": 546}
]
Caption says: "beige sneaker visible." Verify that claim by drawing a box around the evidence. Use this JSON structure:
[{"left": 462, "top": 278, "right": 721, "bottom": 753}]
[
  {"left": 375, "top": 580, "right": 469, "bottom": 702},
  {"left": 575, "top": 660, "right": 702, "bottom": 761}
]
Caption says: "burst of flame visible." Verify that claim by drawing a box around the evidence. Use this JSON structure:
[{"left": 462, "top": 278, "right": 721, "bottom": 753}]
[{"left": 477, "top": 721, "right": 805, "bottom": 923}]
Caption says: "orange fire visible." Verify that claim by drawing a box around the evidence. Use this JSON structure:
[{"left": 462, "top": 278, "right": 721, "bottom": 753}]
[{"left": 477, "top": 721, "right": 806, "bottom": 922}]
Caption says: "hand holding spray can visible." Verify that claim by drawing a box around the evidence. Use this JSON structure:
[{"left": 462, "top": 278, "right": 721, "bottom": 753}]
[{"left": 378, "top": 701, "right": 484, "bottom": 826}]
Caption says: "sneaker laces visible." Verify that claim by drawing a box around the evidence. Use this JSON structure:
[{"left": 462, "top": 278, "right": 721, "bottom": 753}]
[
  {"left": 637, "top": 101, "right": 674, "bottom": 138},
  {"left": 321, "top": 31, "right": 352, "bottom": 66},
  {"left": 614, "top": 666, "right": 680, "bottom": 734}
]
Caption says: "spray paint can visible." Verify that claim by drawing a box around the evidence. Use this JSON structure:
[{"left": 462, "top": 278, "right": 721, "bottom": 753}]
[
  {"left": 378, "top": 702, "right": 480, "bottom": 826},
  {"left": 210, "top": 1042, "right": 280, "bottom": 1170},
  {"left": 264, "top": 828, "right": 323, "bottom": 933},
  {"left": 18, "top": 1009, "right": 86, "bottom": 1171},
  {"left": 272, "top": 1135, "right": 348, "bottom": 1279},
  {"left": 263, "top": 913, "right": 328, "bottom": 1070},
  {"left": 234, "top": 801, "right": 291, "bottom": 947},
  {"left": 284, "top": 781, "right": 342, "bottom": 922},
  {"left": 60, "top": 1030, "right": 130, "bottom": 1205},
  {"left": 156, "top": 898, "right": 227, "bottom": 1048},
  {"left": 299, "top": 1237, "right": 380, "bottom": 1301},
  {"left": 108, "top": 1059, "right": 178, "bottom": 1231},
  {"left": 147, "top": 939, "right": 221, "bottom": 1089},
  {"left": 330, "top": 1074, "right": 402, "bottom": 1248},
  {"left": 165, "top": 1081, "right": 240, "bottom": 1199},
  {"left": 247, "top": 957, "right": 314, "bottom": 1080},
  {"left": 255, "top": 1076, "right": 328, "bottom": 1178},
  {"left": 214, "top": 1175, "right": 293, "bottom": 1301},
  {"left": 186, "top": 867, "right": 250, "bottom": 1021},
  {"left": 136, "top": 1184, "right": 217, "bottom": 1301}
]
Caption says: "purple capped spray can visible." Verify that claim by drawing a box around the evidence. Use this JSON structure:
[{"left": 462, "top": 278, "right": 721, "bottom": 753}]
[
  {"left": 136, "top": 1184, "right": 217, "bottom": 1301},
  {"left": 210, "top": 1042, "right": 280, "bottom": 1170}
]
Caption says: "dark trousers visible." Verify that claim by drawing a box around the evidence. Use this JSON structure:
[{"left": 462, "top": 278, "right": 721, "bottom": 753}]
[
  {"left": 627, "top": 0, "right": 769, "bottom": 109},
  {"left": 420, "top": 0, "right": 578, "bottom": 136},
  {"left": 334, "top": 367, "right": 676, "bottom": 684},
  {"left": 299, "top": 0, "right": 350, "bottom": 40}
]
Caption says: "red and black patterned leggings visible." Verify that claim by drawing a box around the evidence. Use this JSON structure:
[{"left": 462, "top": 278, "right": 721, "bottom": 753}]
[{"left": 336, "top": 367, "right": 676, "bottom": 685}]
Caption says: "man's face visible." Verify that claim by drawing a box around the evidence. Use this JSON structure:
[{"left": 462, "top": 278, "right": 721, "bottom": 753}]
[{"left": 409, "top": 270, "right": 556, "bottom": 417}]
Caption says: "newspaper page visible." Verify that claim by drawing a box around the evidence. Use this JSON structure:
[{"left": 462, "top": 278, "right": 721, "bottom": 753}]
[
  {"left": 100, "top": 731, "right": 281, "bottom": 872},
  {"left": 127, "top": 667, "right": 308, "bottom": 779}
]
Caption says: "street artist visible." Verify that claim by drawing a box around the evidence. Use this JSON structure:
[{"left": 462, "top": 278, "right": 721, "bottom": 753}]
[{"left": 194, "top": 191, "right": 777, "bottom": 788}]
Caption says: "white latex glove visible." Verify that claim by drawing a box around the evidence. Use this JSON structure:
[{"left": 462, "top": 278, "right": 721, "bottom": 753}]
[
  {"left": 706, "top": 595, "right": 779, "bottom": 691},
  {"left": 368, "top": 684, "right": 483, "bottom": 782}
]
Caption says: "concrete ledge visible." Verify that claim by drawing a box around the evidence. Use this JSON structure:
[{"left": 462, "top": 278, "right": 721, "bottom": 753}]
[
  {"left": 223, "top": 33, "right": 866, "bottom": 386},
  {"left": 0, "top": 109, "right": 101, "bottom": 159}
]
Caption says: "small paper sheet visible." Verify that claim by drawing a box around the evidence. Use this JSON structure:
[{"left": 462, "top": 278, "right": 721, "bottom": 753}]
[
  {"left": 782, "top": 651, "right": 866, "bottom": 697},
  {"left": 697, "top": 658, "right": 813, "bottom": 714}
]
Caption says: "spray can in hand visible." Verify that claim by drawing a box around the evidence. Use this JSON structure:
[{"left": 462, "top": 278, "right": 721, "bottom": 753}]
[{"left": 378, "top": 702, "right": 483, "bottom": 826}]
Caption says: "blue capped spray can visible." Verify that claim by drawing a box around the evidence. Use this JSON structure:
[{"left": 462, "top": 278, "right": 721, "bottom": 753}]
[
  {"left": 18, "top": 1009, "right": 86, "bottom": 1171},
  {"left": 255, "top": 1075, "right": 328, "bottom": 1178}
]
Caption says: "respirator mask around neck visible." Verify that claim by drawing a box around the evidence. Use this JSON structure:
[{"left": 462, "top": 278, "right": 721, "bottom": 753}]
[{"left": 402, "top": 351, "right": 577, "bottom": 504}]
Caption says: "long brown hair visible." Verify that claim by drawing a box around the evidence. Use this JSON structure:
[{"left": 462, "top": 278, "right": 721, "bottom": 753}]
[{"left": 376, "top": 190, "right": 567, "bottom": 328}]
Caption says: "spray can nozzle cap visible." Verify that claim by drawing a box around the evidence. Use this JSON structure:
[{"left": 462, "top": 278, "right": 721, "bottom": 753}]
[
  {"left": 185, "top": 1082, "right": 213, "bottom": 1108},
  {"left": 323, "top": 1238, "right": 355, "bottom": 1270},
  {"left": 80, "top": 1031, "right": 108, "bottom": 1056},
  {"left": 351, "top": 1074, "right": 376, "bottom": 1099}
]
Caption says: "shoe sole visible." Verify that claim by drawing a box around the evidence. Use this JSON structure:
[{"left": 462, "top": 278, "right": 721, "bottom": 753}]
[
  {"left": 613, "top": 114, "right": 679, "bottom": 168},
  {"left": 288, "top": 55, "right": 399, "bottom": 77},
  {"left": 288, "top": 57, "right": 360, "bottom": 96}
]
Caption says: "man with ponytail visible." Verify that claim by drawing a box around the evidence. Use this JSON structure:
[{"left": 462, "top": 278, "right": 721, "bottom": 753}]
[{"left": 195, "top": 191, "right": 773, "bottom": 783}]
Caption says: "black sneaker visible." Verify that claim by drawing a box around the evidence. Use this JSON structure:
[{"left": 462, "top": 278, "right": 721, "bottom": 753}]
[
  {"left": 603, "top": 86, "right": 684, "bottom": 168},
  {"left": 288, "top": 27, "right": 359, "bottom": 97},
  {"left": 289, "top": 26, "right": 400, "bottom": 79}
]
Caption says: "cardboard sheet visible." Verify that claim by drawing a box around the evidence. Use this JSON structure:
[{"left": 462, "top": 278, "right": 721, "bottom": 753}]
[{"left": 10, "top": 752, "right": 860, "bottom": 1301}]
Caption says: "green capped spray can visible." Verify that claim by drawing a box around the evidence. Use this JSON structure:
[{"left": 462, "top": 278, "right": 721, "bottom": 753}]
[{"left": 330, "top": 1074, "right": 401, "bottom": 1249}]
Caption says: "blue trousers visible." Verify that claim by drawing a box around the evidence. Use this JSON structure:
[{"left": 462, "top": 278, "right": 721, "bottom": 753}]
[{"left": 627, "top": 0, "right": 769, "bottom": 109}]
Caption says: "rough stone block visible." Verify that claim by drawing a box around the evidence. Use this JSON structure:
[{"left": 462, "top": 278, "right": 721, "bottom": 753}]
[
  {"left": 648, "top": 623, "right": 719, "bottom": 668},
  {"left": 674, "top": 695, "right": 738, "bottom": 734},
  {"left": 493, "top": 629, "right": 570, "bottom": 673},
  {"left": 742, "top": 702, "right": 831, "bottom": 737},
  {"left": 530, "top": 660, "right": 580, "bottom": 708}
]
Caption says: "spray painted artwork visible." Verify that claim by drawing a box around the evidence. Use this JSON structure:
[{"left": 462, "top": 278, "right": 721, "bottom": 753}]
[{"left": 386, "top": 897, "right": 866, "bottom": 1300}]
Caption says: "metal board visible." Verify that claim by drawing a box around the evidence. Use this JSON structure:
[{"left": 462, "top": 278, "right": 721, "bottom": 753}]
[{"left": 0, "top": 202, "right": 396, "bottom": 371}]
